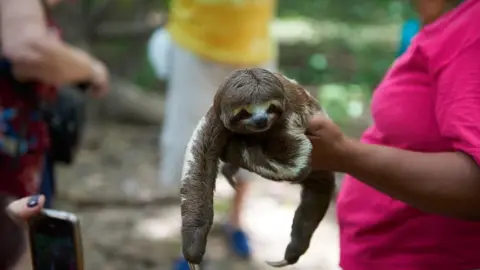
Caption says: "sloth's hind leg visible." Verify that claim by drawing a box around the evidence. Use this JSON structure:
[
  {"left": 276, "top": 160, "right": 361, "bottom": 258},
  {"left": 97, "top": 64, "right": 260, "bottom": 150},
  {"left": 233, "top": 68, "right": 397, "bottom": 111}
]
[{"left": 267, "top": 170, "right": 335, "bottom": 267}]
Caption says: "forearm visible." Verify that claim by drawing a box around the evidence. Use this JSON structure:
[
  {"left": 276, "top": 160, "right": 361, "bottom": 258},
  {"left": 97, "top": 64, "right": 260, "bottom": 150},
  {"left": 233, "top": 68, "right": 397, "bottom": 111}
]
[
  {"left": 338, "top": 140, "right": 480, "bottom": 220},
  {"left": 1, "top": 0, "right": 100, "bottom": 85},
  {"left": 25, "top": 41, "right": 98, "bottom": 84},
  {"left": 10, "top": 38, "right": 103, "bottom": 85},
  {"left": 57, "top": 45, "right": 99, "bottom": 84}
]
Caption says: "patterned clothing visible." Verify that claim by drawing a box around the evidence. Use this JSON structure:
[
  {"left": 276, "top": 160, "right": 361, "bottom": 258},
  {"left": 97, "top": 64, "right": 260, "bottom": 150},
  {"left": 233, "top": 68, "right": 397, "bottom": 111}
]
[
  {"left": 0, "top": 21, "right": 59, "bottom": 198},
  {"left": 0, "top": 78, "right": 55, "bottom": 198}
]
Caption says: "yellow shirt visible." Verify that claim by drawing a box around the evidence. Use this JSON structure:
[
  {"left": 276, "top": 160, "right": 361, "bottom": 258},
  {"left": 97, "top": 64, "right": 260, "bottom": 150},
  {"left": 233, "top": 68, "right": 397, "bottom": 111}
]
[{"left": 167, "top": 0, "right": 277, "bottom": 66}]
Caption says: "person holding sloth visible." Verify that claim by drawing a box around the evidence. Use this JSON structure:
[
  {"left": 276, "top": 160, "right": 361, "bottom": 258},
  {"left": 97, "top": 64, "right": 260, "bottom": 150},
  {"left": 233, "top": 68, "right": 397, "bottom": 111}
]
[{"left": 308, "top": 0, "right": 480, "bottom": 269}]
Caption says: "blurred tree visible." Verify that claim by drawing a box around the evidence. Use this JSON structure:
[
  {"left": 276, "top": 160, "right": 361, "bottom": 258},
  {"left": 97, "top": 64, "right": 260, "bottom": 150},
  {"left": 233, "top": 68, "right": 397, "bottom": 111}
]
[
  {"left": 52, "top": 0, "right": 167, "bottom": 81},
  {"left": 50, "top": 0, "right": 413, "bottom": 92},
  {"left": 277, "top": 0, "right": 413, "bottom": 23},
  {"left": 276, "top": 0, "right": 415, "bottom": 92},
  {"left": 46, "top": 0, "right": 417, "bottom": 124}
]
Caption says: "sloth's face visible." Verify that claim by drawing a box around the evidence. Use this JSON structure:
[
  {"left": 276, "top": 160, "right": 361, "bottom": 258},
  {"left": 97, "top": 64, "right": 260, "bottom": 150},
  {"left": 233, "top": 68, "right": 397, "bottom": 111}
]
[
  {"left": 225, "top": 100, "right": 284, "bottom": 134},
  {"left": 216, "top": 68, "right": 288, "bottom": 134}
]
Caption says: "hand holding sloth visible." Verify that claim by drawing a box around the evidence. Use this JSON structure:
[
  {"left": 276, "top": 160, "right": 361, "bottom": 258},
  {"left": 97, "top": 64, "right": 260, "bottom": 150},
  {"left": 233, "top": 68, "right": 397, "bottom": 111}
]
[
  {"left": 307, "top": 114, "right": 351, "bottom": 172},
  {"left": 180, "top": 68, "right": 336, "bottom": 270}
]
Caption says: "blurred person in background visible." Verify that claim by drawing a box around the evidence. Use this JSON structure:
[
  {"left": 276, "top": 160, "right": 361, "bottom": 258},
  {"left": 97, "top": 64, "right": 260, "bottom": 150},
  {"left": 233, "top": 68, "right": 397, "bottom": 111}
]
[
  {"left": 0, "top": 0, "right": 109, "bottom": 202},
  {"left": 149, "top": 0, "right": 278, "bottom": 269},
  {"left": 304, "top": 0, "right": 480, "bottom": 269},
  {"left": 397, "top": 18, "right": 420, "bottom": 57},
  {"left": 37, "top": 0, "right": 91, "bottom": 209}
]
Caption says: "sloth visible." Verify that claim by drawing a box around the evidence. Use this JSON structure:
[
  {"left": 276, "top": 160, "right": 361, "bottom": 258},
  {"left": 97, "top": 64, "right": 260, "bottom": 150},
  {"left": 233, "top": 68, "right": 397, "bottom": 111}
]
[{"left": 180, "top": 68, "right": 335, "bottom": 270}]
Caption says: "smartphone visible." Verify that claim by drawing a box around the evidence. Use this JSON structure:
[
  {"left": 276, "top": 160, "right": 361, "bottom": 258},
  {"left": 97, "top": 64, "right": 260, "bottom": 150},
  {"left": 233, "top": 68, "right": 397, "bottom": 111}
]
[{"left": 28, "top": 209, "right": 84, "bottom": 270}]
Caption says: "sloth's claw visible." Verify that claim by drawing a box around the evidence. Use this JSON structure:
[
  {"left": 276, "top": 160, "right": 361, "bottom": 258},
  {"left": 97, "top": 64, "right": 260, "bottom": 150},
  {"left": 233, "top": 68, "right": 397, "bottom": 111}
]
[
  {"left": 188, "top": 263, "right": 201, "bottom": 270},
  {"left": 221, "top": 165, "right": 238, "bottom": 190},
  {"left": 266, "top": 260, "right": 290, "bottom": 268},
  {"left": 225, "top": 176, "right": 237, "bottom": 190}
]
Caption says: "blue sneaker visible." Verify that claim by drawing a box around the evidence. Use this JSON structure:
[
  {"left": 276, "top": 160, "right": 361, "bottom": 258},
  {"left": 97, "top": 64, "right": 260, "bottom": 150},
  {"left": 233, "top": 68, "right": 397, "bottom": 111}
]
[
  {"left": 173, "top": 258, "right": 190, "bottom": 270},
  {"left": 223, "top": 224, "right": 252, "bottom": 259}
]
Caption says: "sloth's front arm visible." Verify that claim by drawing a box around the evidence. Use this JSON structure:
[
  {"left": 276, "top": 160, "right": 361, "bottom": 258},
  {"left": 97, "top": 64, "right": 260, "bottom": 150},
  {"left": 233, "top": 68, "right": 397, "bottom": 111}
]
[{"left": 180, "top": 108, "right": 230, "bottom": 266}]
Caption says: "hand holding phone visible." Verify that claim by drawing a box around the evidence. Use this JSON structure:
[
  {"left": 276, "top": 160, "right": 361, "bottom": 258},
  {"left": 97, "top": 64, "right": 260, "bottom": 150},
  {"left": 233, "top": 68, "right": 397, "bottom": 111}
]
[{"left": 28, "top": 209, "right": 84, "bottom": 270}]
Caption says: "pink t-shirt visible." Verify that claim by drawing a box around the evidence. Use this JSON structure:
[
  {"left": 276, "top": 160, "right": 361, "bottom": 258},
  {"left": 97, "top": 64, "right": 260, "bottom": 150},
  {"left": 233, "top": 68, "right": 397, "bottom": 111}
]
[{"left": 337, "top": 1, "right": 480, "bottom": 270}]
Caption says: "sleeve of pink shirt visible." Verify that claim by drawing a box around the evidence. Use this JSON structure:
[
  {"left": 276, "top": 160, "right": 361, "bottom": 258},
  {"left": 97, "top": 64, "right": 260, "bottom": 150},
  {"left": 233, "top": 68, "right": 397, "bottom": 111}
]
[{"left": 435, "top": 38, "right": 480, "bottom": 165}]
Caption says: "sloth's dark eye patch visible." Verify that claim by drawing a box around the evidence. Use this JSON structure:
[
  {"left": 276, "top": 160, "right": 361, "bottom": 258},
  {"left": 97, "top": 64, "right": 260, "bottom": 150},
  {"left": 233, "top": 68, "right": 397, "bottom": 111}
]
[
  {"left": 267, "top": 104, "right": 276, "bottom": 114},
  {"left": 267, "top": 103, "right": 282, "bottom": 115},
  {"left": 231, "top": 109, "right": 252, "bottom": 123}
]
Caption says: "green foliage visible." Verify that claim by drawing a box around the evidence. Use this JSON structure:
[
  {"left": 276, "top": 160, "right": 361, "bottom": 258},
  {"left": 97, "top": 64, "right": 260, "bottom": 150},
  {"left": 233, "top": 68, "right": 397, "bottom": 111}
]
[
  {"left": 160, "top": 0, "right": 414, "bottom": 22},
  {"left": 91, "top": 0, "right": 408, "bottom": 102},
  {"left": 279, "top": 37, "right": 396, "bottom": 91},
  {"left": 277, "top": 0, "right": 412, "bottom": 23},
  {"left": 132, "top": 55, "right": 160, "bottom": 91},
  {"left": 275, "top": 0, "right": 405, "bottom": 90},
  {"left": 351, "top": 43, "right": 396, "bottom": 88},
  {"left": 317, "top": 83, "right": 371, "bottom": 124}
]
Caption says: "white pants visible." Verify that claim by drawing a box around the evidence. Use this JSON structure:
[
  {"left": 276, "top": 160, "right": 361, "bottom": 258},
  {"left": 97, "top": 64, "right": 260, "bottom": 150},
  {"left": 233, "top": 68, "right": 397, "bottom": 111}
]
[{"left": 158, "top": 42, "right": 277, "bottom": 189}]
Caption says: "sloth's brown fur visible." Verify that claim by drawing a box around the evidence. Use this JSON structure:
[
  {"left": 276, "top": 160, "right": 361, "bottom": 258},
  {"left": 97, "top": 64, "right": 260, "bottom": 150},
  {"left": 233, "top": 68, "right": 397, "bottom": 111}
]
[{"left": 180, "top": 68, "right": 335, "bottom": 269}]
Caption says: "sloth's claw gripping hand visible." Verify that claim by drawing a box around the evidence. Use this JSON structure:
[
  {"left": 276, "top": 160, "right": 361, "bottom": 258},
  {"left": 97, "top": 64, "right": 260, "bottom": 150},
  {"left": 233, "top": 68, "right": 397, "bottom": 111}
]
[
  {"left": 267, "top": 170, "right": 335, "bottom": 267},
  {"left": 180, "top": 109, "right": 229, "bottom": 266}
]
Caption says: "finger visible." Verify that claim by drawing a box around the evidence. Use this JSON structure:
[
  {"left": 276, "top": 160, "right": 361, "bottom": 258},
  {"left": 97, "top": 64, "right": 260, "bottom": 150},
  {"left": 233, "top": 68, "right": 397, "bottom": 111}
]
[
  {"left": 7, "top": 195, "right": 45, "bottom": 221},
  {"left": 306, "top": 135, "right": 321, "bottom": 141},
  {"left": 91, "top": 83, "right": 109, "bottom": 98},
  {"left": 100, "top": 84, "right": 110, "bottom": 96},
  {"left": 91, "top": 88, "right": 101, "bottom": 98},
  {"left": 307, "top": 114, "right": 329, "bottom": 135}
]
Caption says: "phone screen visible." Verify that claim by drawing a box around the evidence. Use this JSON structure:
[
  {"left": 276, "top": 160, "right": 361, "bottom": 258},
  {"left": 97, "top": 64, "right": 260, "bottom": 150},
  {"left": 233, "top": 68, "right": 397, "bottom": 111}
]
[{"left": 29, "top": 214, "right": 80, "bottom": 270}]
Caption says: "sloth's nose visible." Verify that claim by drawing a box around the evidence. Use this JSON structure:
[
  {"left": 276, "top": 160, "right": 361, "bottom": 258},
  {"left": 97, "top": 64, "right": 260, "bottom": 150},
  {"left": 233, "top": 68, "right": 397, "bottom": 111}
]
[{"left": 252, "top": 115, "right": 269, "bottom": 129}]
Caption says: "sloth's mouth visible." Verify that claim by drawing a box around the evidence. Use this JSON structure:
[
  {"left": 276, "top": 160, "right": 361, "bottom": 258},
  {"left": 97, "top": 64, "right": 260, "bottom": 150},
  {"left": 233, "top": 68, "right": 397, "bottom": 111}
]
[
  {"left": 247, "top": 119, "right": 275, "bottom": 133},
  {"left": 241, "top": 112, "right": 280, "bottom": 133},
  {"left": 248, "top": 125, "right": 271, "bottom": 133}
]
